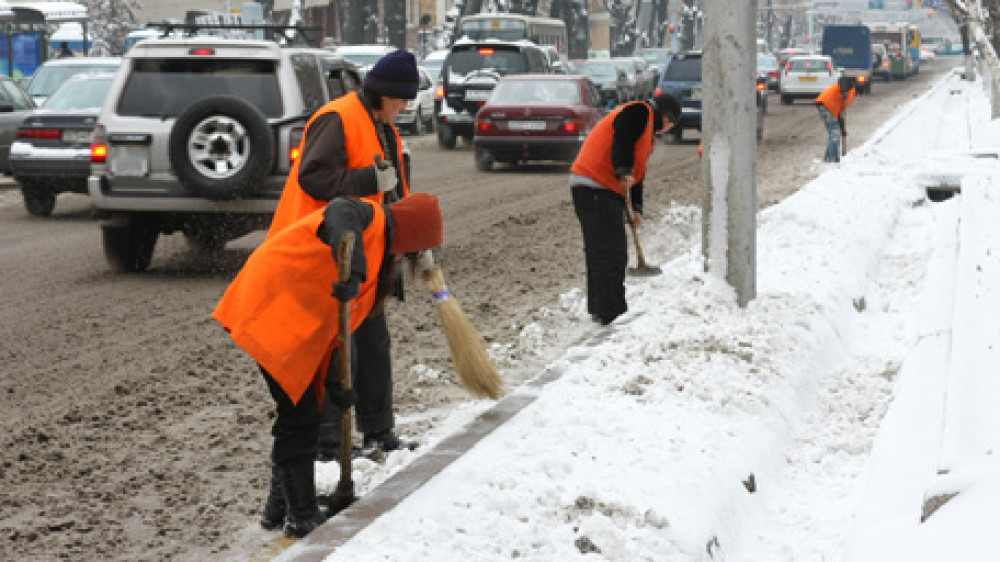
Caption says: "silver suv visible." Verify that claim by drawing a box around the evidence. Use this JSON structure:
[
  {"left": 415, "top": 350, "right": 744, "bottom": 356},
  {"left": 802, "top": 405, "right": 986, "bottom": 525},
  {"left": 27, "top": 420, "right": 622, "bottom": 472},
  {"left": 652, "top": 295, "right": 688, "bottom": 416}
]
[{"left": 88, "top": 35, "right": 362, "bottom": 271}]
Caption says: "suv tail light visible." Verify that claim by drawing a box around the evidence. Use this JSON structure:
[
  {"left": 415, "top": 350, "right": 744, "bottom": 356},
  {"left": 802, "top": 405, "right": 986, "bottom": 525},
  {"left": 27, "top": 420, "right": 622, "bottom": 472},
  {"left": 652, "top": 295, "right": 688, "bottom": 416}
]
[
  {"left": 654, "top": 86, "right": 662, "bottom": 96},
  {"left": 436, "top": 86, "right": 444, "bottom": 98},
  {"left": 562, "top": 119, "right": 584, "bottom": 133},
  {"left": 476, "top": 117, "right": 492, "bottom": 132},
  {"left": 826, "top": 61, "right": 833, "bottom": 75},
  {"left": 90, "top": 124, "right": 108, "bottom": 164},
  {"left": 289, "top": 126, "right": 305, "bottom": 164}
]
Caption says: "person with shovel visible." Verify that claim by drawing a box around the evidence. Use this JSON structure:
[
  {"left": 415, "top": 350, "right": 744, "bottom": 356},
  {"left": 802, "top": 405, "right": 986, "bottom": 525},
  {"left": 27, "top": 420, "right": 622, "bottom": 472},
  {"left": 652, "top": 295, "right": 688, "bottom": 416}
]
[
  {"left": 267, "top": 50, "right": 420, "bottom": 464},
  {"left": 213, "top": 193, "right": 444, "bottom": 538},
  {"left": 815, "top": 76, "right": 857, "bottom": 163},
  {"left": 569, "top": 93, "right": 680, "bottom": 326}
]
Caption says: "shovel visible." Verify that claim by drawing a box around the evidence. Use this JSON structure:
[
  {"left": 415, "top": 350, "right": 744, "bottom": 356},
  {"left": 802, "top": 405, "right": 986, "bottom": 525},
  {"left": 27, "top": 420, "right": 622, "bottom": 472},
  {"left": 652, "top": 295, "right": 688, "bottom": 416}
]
[
  {"left": 326, "top": 231, "right": 358, "bottom": 516},
  {"left": 624, "top": 188, "right": 661, "bottom": 276}
]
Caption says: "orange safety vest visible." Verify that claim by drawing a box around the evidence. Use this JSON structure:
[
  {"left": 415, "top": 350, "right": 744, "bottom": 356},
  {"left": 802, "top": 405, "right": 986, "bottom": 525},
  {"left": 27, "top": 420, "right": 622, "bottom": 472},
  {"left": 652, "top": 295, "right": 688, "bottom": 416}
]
[
  {"left": 570, "top": 101, "right": 656, "bottom": 197},
  {"left": 814, "top": 84, "right": 855, "bottom": 119},
  {"left": 213, "top": 201, "right": 388, "bottom": 406},
  {"left": 268, "top": 91, "right": 409, "bottom": 238}
]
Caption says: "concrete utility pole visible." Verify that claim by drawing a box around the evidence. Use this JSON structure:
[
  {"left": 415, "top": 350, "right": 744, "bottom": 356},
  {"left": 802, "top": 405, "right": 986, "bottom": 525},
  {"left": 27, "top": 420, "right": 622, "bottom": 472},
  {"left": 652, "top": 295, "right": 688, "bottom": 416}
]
[{"left": 701, "top": 0, "right": 757, "bottom": 307}]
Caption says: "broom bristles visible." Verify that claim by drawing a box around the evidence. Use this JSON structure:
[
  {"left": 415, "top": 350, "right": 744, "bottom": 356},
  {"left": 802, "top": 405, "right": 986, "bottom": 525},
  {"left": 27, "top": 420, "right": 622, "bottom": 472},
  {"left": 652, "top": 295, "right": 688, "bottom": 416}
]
[{"left": 420, "top": 265, "right": 503, "bottom": 399}]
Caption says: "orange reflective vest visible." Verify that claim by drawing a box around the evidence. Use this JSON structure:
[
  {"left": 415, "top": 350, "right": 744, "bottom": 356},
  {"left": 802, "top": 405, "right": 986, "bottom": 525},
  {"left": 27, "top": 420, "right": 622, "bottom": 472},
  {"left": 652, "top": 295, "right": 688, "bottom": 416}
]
[
  {"left": 213, "top": 201, "right": 388, "bottom": 406},
  {"left": 570, "top": 101, "right": 656, "bottom": 197},
  {"left": 268, "top": 91, "right": 409, "bottom": 238},
  {"left": 814, "top": 84, "right": 855, "bottom": 119}
]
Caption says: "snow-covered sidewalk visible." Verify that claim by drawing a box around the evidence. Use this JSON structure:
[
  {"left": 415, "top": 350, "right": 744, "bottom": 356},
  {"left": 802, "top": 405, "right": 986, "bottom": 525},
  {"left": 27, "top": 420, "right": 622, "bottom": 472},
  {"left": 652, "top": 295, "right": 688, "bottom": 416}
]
[{"left": 278, "top": 68, "right": 1000, "bottom": 561}]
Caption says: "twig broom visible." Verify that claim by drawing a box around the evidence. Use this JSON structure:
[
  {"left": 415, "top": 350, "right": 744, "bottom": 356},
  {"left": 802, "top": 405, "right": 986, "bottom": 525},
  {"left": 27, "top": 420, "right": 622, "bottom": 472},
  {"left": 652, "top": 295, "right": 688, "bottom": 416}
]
[{"left": 418, "top": 254, "right": 503, "bottom": 400}]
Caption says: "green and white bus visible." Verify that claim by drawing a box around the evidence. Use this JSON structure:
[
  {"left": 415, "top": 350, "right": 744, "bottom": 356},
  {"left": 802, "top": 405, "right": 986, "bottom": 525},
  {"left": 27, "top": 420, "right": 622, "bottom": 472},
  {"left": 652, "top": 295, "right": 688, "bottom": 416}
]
[{"left": 455, "top": 14, "right": 567, "bottom": 56}]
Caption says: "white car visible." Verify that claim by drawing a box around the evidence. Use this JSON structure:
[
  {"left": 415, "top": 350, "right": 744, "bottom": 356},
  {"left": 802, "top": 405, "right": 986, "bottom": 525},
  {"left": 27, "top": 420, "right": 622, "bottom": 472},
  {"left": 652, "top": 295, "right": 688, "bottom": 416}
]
[
  {"left": 395, "top": 66, "right": 436, "bottom": 134},
  {"left": 779, "top": 55, "right": 840, "bottom": 105},
  {"left": 421, "top": 49, "right": 449, "bottom": 84}
]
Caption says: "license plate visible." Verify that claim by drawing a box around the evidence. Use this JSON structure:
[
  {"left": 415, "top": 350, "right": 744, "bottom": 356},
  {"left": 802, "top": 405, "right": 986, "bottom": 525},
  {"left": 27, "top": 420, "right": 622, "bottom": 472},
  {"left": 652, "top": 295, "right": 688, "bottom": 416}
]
[
  {"left": 799, "top": 76, "right": 817, "bottom": 82},
  {"left": 508, "top": 120, "right": 546, "bottom": 131},
  {"left": 110, "top": 145, "right": 150, "bottom": 177},
  {"left": 465, "top": 89, "right": 491, "bottom": 101},
  {"left": 690, "top": 87, "right": 702, "bottom": 101},
  {"left": 62, "top": 129, "right": 91, "bottom": 144}
]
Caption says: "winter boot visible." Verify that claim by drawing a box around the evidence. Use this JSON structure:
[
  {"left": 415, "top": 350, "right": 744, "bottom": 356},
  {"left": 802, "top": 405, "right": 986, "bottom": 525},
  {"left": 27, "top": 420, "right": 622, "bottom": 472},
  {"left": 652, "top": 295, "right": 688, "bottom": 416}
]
[
  {"left": 362, "top": 429, "right": 417, "bottom": 453},
  {"left": 276, "top": 460, "right": 326, "bottom": 538},
  {"left": 260, "top": 463, "right": 286, "bottom": 531}
]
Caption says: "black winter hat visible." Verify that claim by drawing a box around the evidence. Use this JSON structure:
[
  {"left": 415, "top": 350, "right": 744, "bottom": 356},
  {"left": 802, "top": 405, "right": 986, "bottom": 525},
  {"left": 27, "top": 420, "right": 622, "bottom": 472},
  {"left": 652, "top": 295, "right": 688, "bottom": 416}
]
[
  {"left": 651, "top": 93, "right": 681, "bottom": 125},
  {"left": 364, "top": 50, "right": 420, "bottom": 100}
]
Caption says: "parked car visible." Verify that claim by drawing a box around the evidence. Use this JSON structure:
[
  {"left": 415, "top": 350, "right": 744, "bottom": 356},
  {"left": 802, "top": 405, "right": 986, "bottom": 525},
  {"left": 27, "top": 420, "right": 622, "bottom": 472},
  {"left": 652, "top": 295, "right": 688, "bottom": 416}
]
[
  {"left": 775, "top": 46, "right": 812, "bottom": 69},
  {"left": 396, "top": 66, "right": 436, "bottom": 134},
  {"left": 757, "top": 52, "right": 781, "bottom": 91},
  {"left": 88, "top": 33, "right": 363, "bottom": 272},
  {"left": 0, "top": 76, "right": 37, "bottom": 174},
  {"left": 20, "top": 57, "right": 122, "bottom": 106},
  {"left": 574, "top": 59, "right": 629, "bottom": 107},
  {"left": 10, "top": 72, "right": 114, "bottom": 216},
  {"left": 779, "top": 55, "right": 840, "bottom": 105},
  {"left": 655, "top": 50, "right": 702, "bottom": 142},
  {"left": 333, "top": 44, "right": 397, "bottom": 68},
  {"left": 435, "top": 40, "right": 550, "bottom": 149},
  {"left": 472, "top": 74, "right": 606, "bottom": 171}
]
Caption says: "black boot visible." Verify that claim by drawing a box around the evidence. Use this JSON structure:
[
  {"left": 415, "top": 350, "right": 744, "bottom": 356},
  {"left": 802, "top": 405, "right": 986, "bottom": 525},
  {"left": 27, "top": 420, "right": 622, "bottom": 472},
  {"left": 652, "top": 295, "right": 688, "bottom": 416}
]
[
  {"left": 276, "top": 460, "right": 326, "bottom": 538},
  {"left": 363, "top": 429, "right": 417, "bottom": 453},
  {"left": 260, "top": 463, "right": 286, "bottom": 531}
]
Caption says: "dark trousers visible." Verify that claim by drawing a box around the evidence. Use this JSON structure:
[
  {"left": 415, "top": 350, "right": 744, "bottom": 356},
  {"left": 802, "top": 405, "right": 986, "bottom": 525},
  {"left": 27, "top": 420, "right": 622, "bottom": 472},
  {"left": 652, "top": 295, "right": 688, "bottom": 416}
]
[
  {"left": 317, "top": 310, "right": 394, "bottom": 447},
  {"left": 571, "top": 184, "right": 628, "bottom": 324},
  {"left": 261, "top": 365, "right": 321, "bottom": 467}
]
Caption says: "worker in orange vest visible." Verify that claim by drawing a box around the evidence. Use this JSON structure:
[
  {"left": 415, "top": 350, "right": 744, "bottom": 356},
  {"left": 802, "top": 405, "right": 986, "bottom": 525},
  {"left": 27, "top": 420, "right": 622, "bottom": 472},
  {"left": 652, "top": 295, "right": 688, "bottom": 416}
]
[
  {"left": 268, "top": 50, "right": 420, "bottom": 466},
  {"left": 569, "top": 93, "right": 680, "bottom": 325},
  {"left": 815, "top": 76, "right": 857, "bottom": 163},
  {"left": 213, "top": 193, "right": 443, "bottom": 538}
]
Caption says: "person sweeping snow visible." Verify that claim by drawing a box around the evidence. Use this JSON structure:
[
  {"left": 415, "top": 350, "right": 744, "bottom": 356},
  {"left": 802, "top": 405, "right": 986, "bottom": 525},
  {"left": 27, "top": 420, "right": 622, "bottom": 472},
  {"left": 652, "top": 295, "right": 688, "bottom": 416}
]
[
  {"left": 212, "top": 193, "right": 443, "bottom": 538},
  {"left": 815, "top": 76, "right": 857, "bottom": 163}
]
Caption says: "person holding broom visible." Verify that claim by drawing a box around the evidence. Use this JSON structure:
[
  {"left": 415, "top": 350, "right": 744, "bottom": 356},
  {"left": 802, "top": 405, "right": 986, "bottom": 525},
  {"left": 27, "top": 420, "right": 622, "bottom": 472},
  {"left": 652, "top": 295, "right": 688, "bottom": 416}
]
[
  {"left": 213, "top": 193, "right": 444, "bottom": 538},
  {"left": 815, "top": 76, "right": 857, "bottom": 163},
  {"left": 569, "top": 93, "right": 680, "bottom": 326},
  {"left": 267, "top": 49, "right": 420, "bottom": 463}
]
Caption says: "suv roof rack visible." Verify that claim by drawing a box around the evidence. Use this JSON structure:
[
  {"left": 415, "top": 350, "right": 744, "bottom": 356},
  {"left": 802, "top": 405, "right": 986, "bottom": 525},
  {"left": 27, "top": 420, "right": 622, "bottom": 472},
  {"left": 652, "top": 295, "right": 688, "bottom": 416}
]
[{"left": 145, "top": 21, "right": 323, "bottom": 47}]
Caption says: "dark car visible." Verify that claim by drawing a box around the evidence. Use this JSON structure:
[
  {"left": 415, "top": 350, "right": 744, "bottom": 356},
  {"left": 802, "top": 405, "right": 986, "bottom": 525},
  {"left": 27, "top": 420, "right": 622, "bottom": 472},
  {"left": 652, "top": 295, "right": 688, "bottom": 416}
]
[
  {"left": 574, "top": 59, "right": 629, "bottom": 107},
  {"left": 436, "top": 41, "right": 550, "bottom": 149},
  {"left": 655, "top": 50, "right": 702, "bottom": 142},
  {"left": 655, "top": 51, "right": 765, "bottom": 144},
  {"left": 11, "top": 72, "right": 114, "bottom": 216},
  {"left": 472, "top": 74, "right": 606, "bottom": 171}
]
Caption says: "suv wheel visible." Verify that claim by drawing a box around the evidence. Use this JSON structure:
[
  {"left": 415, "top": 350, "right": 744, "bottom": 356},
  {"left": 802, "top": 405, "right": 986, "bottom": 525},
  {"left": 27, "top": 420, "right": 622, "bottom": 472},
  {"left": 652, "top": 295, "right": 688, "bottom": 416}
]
[
  {"left": 20, "top": 182, "right": 56, "bottom": 217},
  {"left": 437, "top": 124, "right": 456, "bottom": 149},
  {"left": 169, "top": 95, "right": 275, "bottom": 201},
  {"left": 102, "top": 221, "right": 158, "bottom": 272}
]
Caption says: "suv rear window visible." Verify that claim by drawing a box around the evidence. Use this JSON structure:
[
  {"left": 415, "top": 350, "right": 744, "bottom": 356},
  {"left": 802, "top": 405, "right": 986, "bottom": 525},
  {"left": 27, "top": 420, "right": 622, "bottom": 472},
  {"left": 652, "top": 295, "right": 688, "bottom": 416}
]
[
  {"left": 663, "top": 57, "right": 701, "bottom": 81},
  {"left": 117, "top": 58, "right": 282, "bottom": 118},
  {"left": 788, "top": 59, "right": 828, "bottom": 72},
  {"left": 445, "top": 48, "right": 528, "bottom": 79}
]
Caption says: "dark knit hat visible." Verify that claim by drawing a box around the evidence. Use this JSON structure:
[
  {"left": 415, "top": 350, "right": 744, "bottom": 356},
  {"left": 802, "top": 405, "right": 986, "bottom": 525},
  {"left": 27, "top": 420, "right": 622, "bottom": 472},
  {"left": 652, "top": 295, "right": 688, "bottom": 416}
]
[
  {"left": 651, "top": 93, "right": 681, "bottom": 124},
  {"left": 364, "top": 50, "right": 420, "bottom": 100},
  {"left": 838, "top": 76, "right": 857, "bottom": 98},
  {"left": 388, "top": 193, "right": 443, "bottom": 255}
]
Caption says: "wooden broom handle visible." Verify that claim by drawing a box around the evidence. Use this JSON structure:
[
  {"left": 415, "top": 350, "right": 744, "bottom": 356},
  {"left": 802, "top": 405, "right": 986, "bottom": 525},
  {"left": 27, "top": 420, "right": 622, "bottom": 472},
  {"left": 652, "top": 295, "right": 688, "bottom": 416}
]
[{"left": 336, "top": 232, "right": 355, "bottom": 485}]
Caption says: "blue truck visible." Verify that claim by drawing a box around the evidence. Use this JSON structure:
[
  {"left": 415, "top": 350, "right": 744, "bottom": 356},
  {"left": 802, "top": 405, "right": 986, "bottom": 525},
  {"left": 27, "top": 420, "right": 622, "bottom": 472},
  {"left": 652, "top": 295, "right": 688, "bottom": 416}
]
[{"left": 821, "top": 24, "right": 874, "bottom": 94}]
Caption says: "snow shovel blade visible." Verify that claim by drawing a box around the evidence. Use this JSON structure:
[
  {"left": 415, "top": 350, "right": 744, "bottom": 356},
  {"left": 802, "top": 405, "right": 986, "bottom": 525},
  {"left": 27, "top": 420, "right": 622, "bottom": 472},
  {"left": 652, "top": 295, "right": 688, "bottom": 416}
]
[
  {"left": 323, "top": 481, "right": 357, "bottom": 517},
  {"left": 628, "top": 262, "right": 662, "bottom": 276}
]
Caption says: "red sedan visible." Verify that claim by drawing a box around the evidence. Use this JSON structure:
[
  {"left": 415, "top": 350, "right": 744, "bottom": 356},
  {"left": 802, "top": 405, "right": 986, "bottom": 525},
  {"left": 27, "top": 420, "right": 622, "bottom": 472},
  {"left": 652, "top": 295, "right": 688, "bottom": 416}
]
[{"left": 473, "top": 74, "right": 607, "bottom": 171}]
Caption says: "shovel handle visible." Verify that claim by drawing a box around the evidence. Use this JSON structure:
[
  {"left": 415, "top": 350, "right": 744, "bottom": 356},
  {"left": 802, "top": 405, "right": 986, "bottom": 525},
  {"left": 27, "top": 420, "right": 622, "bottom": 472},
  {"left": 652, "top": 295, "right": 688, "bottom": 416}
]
[
  {"left": 335, "top": 232, "right": 355, "bottom": 490},
  {"left": 624, "top": 188, "right": 648, "bottom": 268}
]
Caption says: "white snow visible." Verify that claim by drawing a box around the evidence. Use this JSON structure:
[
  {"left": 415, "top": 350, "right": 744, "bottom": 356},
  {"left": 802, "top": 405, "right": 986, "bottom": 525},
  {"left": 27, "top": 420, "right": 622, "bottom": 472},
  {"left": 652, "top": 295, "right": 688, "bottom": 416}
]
[{"left": 279, "top": 66, "right": 1000, "bottom": 561}]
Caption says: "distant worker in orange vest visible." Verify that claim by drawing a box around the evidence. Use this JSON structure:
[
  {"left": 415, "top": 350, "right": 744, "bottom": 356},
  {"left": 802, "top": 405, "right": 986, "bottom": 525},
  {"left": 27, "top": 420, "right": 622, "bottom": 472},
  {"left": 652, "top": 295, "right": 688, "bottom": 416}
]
[
  {"left": 212, "top": 193, "right": 443, "bottom": 538},
  {"left": 267, "top": 50, "right": 420, "bottom": 467},
  {"left": 569, "top": 93, "right": 680, "bottom": 325},
  {"left": 815, "top": 76, "right": 857, "bottom": 163}
]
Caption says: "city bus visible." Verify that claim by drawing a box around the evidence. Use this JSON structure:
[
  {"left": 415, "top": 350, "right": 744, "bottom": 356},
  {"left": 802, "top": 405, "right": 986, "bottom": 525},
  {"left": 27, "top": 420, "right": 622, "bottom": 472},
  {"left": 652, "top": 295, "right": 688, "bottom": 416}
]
[
  {"left": 869, "top": 21, "right": 920, "bottom": 79},
  {"left": 454, "top": 14, "right": 567, "bottom": 56}
]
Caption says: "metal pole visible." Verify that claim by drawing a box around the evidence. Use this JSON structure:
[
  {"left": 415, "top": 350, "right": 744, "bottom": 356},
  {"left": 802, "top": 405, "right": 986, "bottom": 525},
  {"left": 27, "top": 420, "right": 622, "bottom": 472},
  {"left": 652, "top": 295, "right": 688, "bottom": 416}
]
[{"left": 700, "top": 0, "right": 757, "bottom": 307}]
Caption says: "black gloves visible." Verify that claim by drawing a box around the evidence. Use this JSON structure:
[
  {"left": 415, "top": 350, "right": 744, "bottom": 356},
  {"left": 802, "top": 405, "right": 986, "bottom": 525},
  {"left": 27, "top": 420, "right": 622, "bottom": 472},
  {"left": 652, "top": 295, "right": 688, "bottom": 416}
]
[{"left": 318, "top": 198, "right": 374, "bottom": 301}]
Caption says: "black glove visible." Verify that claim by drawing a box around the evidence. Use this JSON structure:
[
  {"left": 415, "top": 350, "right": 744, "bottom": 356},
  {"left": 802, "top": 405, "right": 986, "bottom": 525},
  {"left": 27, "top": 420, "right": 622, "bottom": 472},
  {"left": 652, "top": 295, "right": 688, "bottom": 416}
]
[
  {"left": 318, "top": 198, "right": 372, "bottom": 282},
  {"left": 332, "top": 277, "right": 360, "bottom": 301}
]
